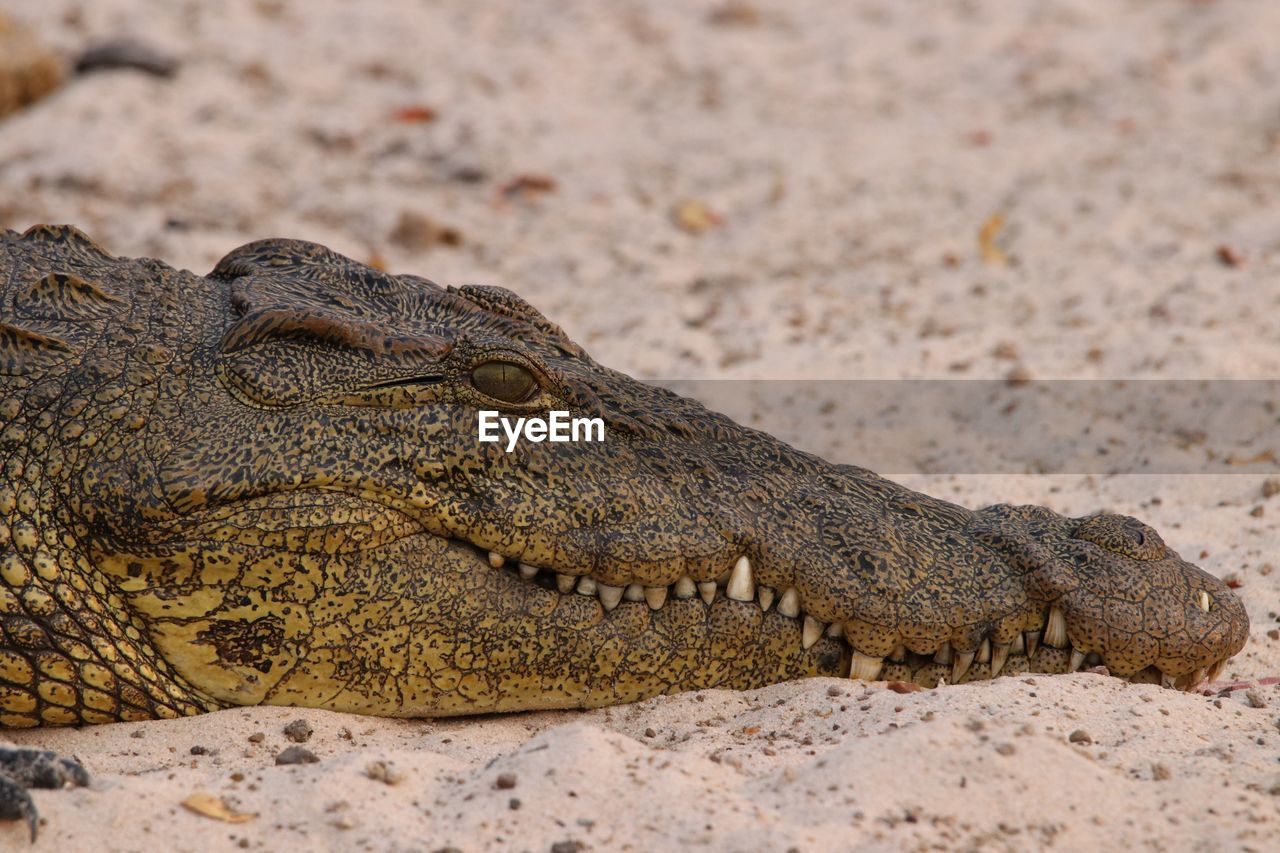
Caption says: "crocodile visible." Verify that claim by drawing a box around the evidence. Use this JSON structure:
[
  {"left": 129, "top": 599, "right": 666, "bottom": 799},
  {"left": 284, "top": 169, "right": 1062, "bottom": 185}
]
[{"left": 0, "top": 224, "right": 1250, "bottom": 836}]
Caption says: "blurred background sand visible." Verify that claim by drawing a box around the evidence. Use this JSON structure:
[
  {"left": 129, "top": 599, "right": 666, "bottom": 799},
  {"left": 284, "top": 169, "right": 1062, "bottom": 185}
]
[{"left": 1, "top": 1, "right": 1278, "bottom": 849}]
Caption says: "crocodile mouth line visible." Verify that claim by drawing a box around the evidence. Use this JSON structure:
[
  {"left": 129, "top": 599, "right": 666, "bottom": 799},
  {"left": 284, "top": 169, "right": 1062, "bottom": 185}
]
[
  {"left": 168, "top": 491, "right": 1229, "bottom": 694},
  {"left": 473, "top": 543, "right": 1228, "bottom": 693}
]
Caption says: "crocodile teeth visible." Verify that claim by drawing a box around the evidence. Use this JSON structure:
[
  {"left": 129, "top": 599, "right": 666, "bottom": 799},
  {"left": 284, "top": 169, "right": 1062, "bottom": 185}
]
[
  {"left": 976, "top": 638, "right": 991, "bottom": 664},
  {"left": 597, "top": 583, "right": 624, "bottom": 611},
  {"left": 1024, "top": 631, "right": 1040, "bottom": 660},
  {"left": 849, "top": 652, "right": 884, "bottom": 682},
  {"left": 726, "top": 556, "right": 755, "bottom": 602},
  {"left": 1161, "top": 672, "right": 1177, "bottom": 690},
  {"left": 1206, "top": 659, "right": 1225, "bottom": 683},
  {"left": 556, "top": 573, "right": 577, "bottom": 594},
  {"left": 990, "top": 642, "right": 1011, "bottom": 677},
  {"left": 801, "top": 616, "right": 824, "bottom": 649},
  {"left": 673, "top": 576, "right": 697, "bottom": 599},
  {"left": 1172, "top": 668, "right": 1206, "bottom": 691},
  {"left": 826, "top": 623, "right": 844, "bottom": 639},
  {"left": 644, "top": 586, "right": 667, "bottom": 610},
  {"left": 624, "top": 583, "right": 645, "bottom": 602},
  {"left": 757, "top": 586, "right": 774, "bottom": 612},
  {"left": 1068, "top": 648, "right": 1087, "bottom": 672},
  {"left": 934, "top": 644, "right": 953, "bottom": 665},
  {"left": 890, "top": 645, "right": 907, "bottom": 663},
  {"left": 951, "top": 649, "right": 975, "bottom": 683},
  {"left": 488, "top": 551, "right": 506, "bottom": 568},
  {"left": 697, "top": 581, "right": 717, "bottom": 605},
  {"left": 518, "top": 562, "right": 539, "bottom": 580},
  {"left": 576, "top": 577, "right": 597, "bottom": 596},
  {"left": 1043, "top": 606, "right": 1068, "bottom": 649},
  {"left": 776, "top": 588, "right": 800, "bottom": 618},
  {"left": 1196, "top": 590, "right": 1212, "bottom": 613}
]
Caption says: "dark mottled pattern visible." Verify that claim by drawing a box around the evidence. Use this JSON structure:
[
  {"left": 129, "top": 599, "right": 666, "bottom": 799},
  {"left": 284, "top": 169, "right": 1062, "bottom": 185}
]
[{"left": 0, "top": 225, "right": 1250, "bottom": 737}]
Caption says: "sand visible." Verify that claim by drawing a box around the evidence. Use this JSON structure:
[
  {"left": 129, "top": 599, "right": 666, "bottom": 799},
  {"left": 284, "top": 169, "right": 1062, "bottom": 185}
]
[{"left": 0, "top": 0, "right": 1277, "bottom": 850}]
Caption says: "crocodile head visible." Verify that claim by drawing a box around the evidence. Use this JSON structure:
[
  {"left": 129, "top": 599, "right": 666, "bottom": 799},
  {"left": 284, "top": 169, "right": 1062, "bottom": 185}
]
[{"left": 34, "top": 234, "right": 1246, "bottom": 717}]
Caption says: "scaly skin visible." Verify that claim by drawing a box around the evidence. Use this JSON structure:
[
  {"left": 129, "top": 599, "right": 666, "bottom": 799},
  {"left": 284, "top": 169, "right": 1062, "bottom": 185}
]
[{"left": 0, "top": 224, "right": 1249, "bottom": 731}]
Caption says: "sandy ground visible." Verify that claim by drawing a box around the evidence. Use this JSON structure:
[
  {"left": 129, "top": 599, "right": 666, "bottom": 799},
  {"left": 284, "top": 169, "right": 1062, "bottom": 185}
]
[{"left": 1, "top": 0, "right": 1279, "bottom": 850}]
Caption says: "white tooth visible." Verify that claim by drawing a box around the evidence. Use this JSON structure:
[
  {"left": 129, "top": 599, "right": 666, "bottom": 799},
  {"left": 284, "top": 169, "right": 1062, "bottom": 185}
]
[
  {"left": 556, "top": 573, "right": 576, "bottom": 594},
  {"left": 849, "top": 652, "right": 884, "bottom": 682},
  {"left": 576, "top": 577, "right": 597, "bottom": 596},
  {"left": 1206, "top": 659, "right": 1225, "bottom": 683},
  {"left": 488, "top": 551, "right": 506, "bottom": 568},
  {"left": 977, "top": 639, "right": 991, "bottom": 664},
  {"left": 1044, "top": 606, "right": 1068, "bottom": 649},
  {"left": 1069, "top": 648, "right": 1087, "bottom": 672},
  {"left": 644, "top": 586, "right": 668, "bottom": 610},
  {"left": 952, "top": 649, "right": 975, "bottom": 683},
  {"left": 934, "top": 644, "right": 953, "bottom": 665},
  {"left": 624, "top": 583, "right": 645, "bottom": 602},
  {"left": 518, "top": 562, "right": 538, "bottom": 580},
  {"left": 1196, "top": 590, "right": 1212, "bottom": 613},
  {"left": 802, "top": 616, "right": 824, "bottom": 649},
  {"left": 1024, "top": 631, "right": 1040, "bottom": 660},
  {"left": 757, "top": 586, "right": 775, "bottom": 612},
  {"left": 826, "top": 623, "right": 844, "bottom": 639},
  {"left": 698, "top": 581, "right": 717, "bottom": 605},
  {"left": 990, "top": 642, "right": 1011, "bottom": 677},
  {"left": 673, "top": 576, "right": 697, "bottom": 599},
  {"left": 597, "top": 584, "right": 623, "bottom": 611},
  {"left": 726, "top": 556, "right": 755, "bottom": 602},
  {"left": 1160, "top": 672, "right": 1177, "bottom": 690},
  {"left": 1011, "top": 634, "right": 1026, "bottom": 656},
  {"left": 776, "top": 588, "right": 801, "bottom": 618},
  {"left": 890, "top": 645, "right": 907, "bottom": 663}
]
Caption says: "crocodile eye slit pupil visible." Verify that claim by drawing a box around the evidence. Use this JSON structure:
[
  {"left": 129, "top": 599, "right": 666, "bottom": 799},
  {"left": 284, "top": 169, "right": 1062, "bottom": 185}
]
[{"left": 472, "top": 361, "right": 537, "bottom": 403}]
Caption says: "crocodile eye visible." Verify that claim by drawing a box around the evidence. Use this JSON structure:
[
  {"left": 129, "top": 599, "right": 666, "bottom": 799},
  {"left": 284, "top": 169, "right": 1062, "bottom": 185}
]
[
  {"left": 1072, "top": 514, "right": 1167, "bottom": 562},
  {"left": 472, "top": 361, "right": 537, "bottom": 403}
]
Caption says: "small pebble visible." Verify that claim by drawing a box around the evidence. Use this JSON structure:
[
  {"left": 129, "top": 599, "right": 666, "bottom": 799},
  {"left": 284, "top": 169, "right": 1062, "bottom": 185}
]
[
  {"left": 995, "top": 743, "right": 1016, "bottom": 756},
  {"left": 275, "top": 746, "right": 319, "bottom": 766},
  {"left": 365, "top": 760, "right": 405, "bottom": 785},
  {"left": 247, "top": 732, "right": 265, "bottom": 743},
  {"left": 495, "top": 772, "right": 518, "bottom": 790},
  {"left": 189, "top": 745, "right": 208, "bottom": 755},
  {"left": 1152, "top": 762, "right": 1173, "bottom": 781},
  {"left": 1068, "top": 729, "right": 1093, "bottom": 744},
  {"left": 283, "top": 719, "right": 313, "bottom": 743},
  {"left": 75, "top": 38, "right": 179, "bottom": 77}
]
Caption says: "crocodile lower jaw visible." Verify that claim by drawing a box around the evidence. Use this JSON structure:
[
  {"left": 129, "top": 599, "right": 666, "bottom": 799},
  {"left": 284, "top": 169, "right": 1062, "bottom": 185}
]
[{"left": 480, "top": 544, "right": 1226, "bottom": 692}]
